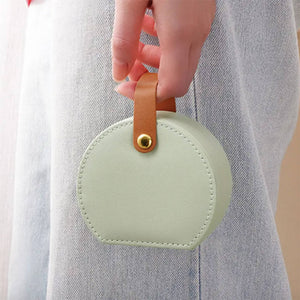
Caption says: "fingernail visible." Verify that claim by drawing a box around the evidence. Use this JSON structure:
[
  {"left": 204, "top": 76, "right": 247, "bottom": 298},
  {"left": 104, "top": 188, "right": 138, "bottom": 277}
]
[
  {"left": 113, "top": 78, "right": 127, "bottom": 83},
  {"left": 112, "top": 58, "right": 128, "bottom": 82},
  {"left": 114, "top": 84, "right": 120, "bottom": 93}
]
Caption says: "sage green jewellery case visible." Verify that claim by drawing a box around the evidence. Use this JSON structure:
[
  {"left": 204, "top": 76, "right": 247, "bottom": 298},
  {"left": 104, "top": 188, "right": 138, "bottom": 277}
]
[{"left": 76, "top": 72, "right": 232, "bottom": 250}]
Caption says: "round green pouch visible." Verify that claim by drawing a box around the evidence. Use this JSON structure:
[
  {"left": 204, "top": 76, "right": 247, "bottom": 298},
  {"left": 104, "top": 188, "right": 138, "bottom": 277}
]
[{"left": 76, "top": 72, "right": 232, "bottom": 250}]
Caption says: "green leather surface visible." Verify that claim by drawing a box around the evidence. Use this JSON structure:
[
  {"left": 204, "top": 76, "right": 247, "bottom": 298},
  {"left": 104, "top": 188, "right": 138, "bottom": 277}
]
[{"left": 77, "top": 111, "right": 232, "bottom": 250}]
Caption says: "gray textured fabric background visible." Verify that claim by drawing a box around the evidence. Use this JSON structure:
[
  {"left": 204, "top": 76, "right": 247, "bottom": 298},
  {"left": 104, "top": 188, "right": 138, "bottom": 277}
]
[
  {"left": 294, "top": 0, "right": 300, "bottom": 28},
  {"left": 1, "top": 0, "right": 300, "bottom": 299}
]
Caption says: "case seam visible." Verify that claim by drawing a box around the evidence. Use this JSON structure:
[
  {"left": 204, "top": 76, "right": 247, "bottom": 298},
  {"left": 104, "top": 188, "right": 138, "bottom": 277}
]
[{"left": 77, "top": 120, "right": 215, "bottom": 248}]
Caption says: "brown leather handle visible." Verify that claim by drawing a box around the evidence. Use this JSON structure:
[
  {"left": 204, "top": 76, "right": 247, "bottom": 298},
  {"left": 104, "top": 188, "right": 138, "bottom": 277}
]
[{"left": 133, "top": 72, "right": 176, "bottom": 153}]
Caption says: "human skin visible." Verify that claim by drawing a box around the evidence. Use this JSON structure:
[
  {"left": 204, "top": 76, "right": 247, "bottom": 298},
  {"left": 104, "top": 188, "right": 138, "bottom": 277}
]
[{"left": 111, "top": 0, "right": 216, "bottom": 103}]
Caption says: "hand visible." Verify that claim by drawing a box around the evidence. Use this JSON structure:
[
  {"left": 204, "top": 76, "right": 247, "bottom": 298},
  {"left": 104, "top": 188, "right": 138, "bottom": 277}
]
[{"left": 111, "top": 0, "right": 216, "bottom": 103}]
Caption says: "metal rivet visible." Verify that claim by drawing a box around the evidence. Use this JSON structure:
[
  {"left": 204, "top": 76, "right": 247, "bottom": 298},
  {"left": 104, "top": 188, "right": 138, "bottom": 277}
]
[{"left": 137, "top": 134, "right": 152, "bottom": 149}]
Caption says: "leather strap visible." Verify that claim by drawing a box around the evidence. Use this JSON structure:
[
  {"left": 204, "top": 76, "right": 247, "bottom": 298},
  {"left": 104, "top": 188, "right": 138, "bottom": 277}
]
[
  {"left": 133, "top": 72, "right": 176, "bottom": 153},
  {"left": 156, "top": 96, "right": 177, "bottom": 112}
]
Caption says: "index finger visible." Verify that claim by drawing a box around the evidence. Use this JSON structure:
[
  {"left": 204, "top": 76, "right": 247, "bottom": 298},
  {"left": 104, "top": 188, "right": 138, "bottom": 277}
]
[{"left": 111, "top": 0, "right": 149, "bottom": 82}]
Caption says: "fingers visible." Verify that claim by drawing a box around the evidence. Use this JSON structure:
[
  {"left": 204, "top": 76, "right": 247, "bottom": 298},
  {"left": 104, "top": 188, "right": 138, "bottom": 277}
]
[
  {"left": 115, "top": 43, "right": 202, "bottom": 103},
  {"left": 151, "top": 0, "right": 215, "bottom": 102},
  {"left": 115, "top": 43, "right": 202, "bottom": 102},
  {"left": 114, "top": 81, "right": 137, "bottom": 100},
  {"left": 114, "top": 39, "right": 161, "bottom": 100},
  {"left": 111, "top": 0, "right": 149, "bottom": 82},
  {"left": 113, "top": 0, "right": 216, "bottom": 103},
  {"left": 141, "top": 14, "right": 157, "bottom": 36},
  {"left": 115, "top": 60, "right": 148, "bottom": 100},
  {"left": 157, "top": 42, "right": 191, "bottom": 102},
  {"left": 137, "top": 41, "right": 160, "bottom": 69},
  {"left": 153, "top": 2, "right": 193, "bottom": 102},
  {"left": 187, "top": 41, "right": 204, "bottom": 82},
  {"left": 128, "top": 59, "right": 148, "bottom": 82}
]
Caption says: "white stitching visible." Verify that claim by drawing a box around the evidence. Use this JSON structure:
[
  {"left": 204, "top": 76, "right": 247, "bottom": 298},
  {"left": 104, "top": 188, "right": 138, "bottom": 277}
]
[{"left": 77, "top": 120, "right": 215, "bottom": 248}]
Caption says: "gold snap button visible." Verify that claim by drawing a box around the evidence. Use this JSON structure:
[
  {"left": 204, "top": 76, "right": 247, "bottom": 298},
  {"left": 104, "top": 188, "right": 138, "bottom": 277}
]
[{"left": 137, "top": 134, "right": 152, "bottom": 149}]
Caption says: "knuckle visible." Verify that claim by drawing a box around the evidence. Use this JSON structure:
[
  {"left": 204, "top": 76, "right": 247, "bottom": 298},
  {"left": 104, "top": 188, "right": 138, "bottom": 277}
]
[
  {"left": 111, "top": 35, "right": 134, "bottom": 53},
  {"left": 191, "top": 22, "right": 212, "bottom": 41},
  {"left": 160, "top": 80, "right": 189, "bottom": 99},
  {"left": 174, "top": 26, "right": 192, "bottom": 40},
  {"left": 174, "top": 21, "right": 203, "bottom": 40},
  {"left": 175, "top": 84, "right": 189, "bottom": 97}
]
